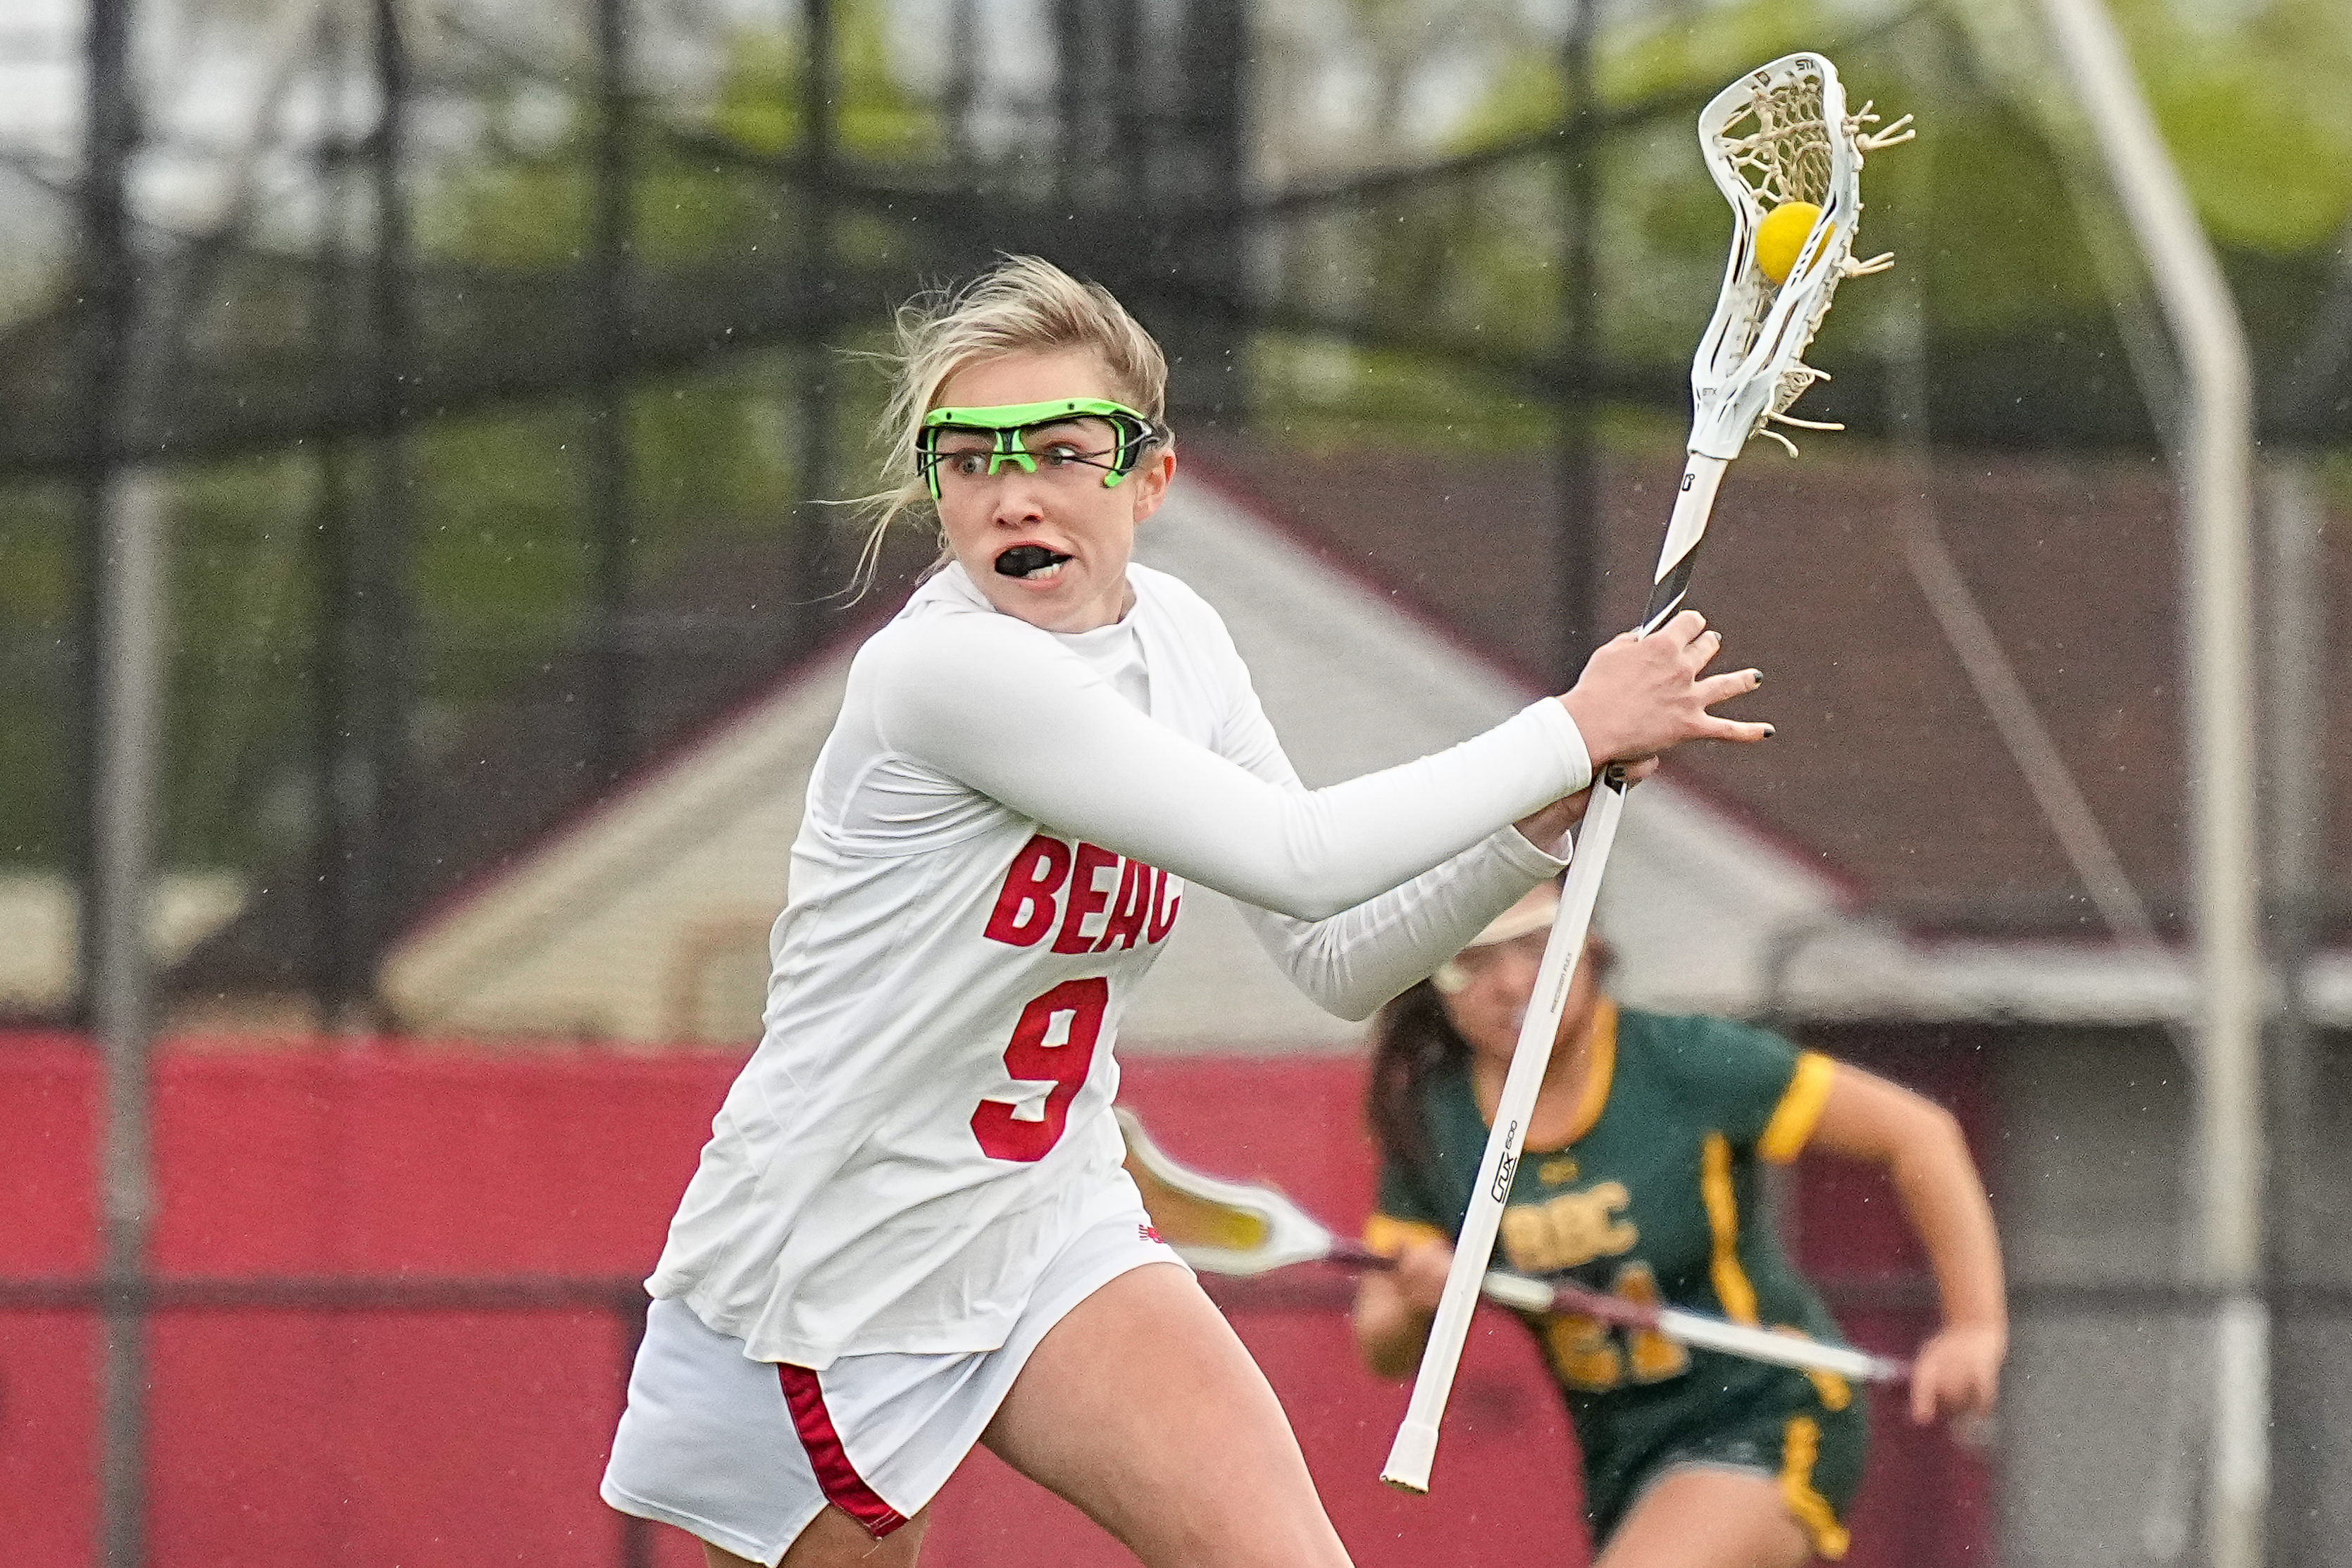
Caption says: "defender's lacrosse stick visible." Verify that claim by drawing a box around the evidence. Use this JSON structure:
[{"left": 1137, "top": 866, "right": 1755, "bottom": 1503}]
[
  {"left": 1119, "top": 1110, "right": 1906, "bottom": 1386},
  {"left": 1382, "top": 53, "right": 1912, "bottom": 1493}
]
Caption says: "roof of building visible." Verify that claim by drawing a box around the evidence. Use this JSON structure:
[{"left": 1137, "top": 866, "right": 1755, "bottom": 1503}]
[{"left": 1183, "top": 429, "right": 2352, "bottom": 942}]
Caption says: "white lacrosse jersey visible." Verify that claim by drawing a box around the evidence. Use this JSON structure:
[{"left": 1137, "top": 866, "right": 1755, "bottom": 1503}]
[{"left": 647, "top": 561, "right": 1590, "bottom": 1367}]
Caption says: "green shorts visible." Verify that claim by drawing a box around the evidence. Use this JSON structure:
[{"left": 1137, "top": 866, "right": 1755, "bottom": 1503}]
[{"left": 1578, "top": 1373, "right": 1869, "bottom": 1560}]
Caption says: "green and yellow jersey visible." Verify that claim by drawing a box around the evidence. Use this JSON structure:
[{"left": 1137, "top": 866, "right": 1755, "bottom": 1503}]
[{"left": 1368, "top": 1000, "right": 1866, "bottom": 1557}]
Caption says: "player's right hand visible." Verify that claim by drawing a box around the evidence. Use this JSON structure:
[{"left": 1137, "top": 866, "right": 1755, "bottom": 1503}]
[
  {"left": 1557, "top": 609, "right": 1769, "bottom": 766},
  {"left": 1907, "top": 1320, "right": 2005, "bottom": 1429}
]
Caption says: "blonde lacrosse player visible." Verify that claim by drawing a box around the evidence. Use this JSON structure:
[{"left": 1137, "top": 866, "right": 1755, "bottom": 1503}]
[
  {"left": 1354, "top": 888, "right": 2006, "bottom": 1567},
  {"left": 599, "top": 256, "right": 1772, "bottom": 1568}
]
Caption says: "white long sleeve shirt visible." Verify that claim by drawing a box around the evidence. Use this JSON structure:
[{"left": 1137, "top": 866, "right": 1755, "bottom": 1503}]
[{"left": 647, "top": 561, "right": 1588, "bottom": 1367}]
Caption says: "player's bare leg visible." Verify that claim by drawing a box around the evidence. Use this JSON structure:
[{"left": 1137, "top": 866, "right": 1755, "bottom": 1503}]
[
  {"left": 981, "top": 1262, "right": 1354, "bottom": 1568},
  {"left": 1593, "top": 1467, "right": 1812, "bottom": 1568},
  {"left": 698, "top": 1504, "right": 930, "bottom": 1568}
]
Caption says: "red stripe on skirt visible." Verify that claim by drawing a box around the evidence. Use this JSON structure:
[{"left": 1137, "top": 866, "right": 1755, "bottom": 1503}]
[{"left": 775, "top": 1364, "right": 910, "bottom": 1538}]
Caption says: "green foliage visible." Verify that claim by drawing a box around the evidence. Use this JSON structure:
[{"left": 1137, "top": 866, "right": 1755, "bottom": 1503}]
[
  {"left": 1247, "top": 0, "right": 2351, "bottom": 456},
  {"left": 2321, "top": 450, "right": 2352, "bottom": 514},
  {"left": 430, "top": 6, "right": 936, "bottom": 271},
  {"left": 0, "top": 7, "right": 931, "bottom": 877},
  {"left": 1250, "top": 0, "right": 1881, "bottom": 451},
  {"left": 163, "top": 453, "right": 319, "bottom": 866},
  {"left": 0, "top": 483, "right": 74, "bottom": 864},
  {"left": 407, "top": 6, "right": 928, "bottom": 709},
  {"left": 1885, "top": 97, "right": 2110, "bottom": 338},
  {"left": 409, "top": 404, "right": 590, "bottom": 709},
  {"left": 1250, "top": 335, "right": 1555, "bottom": 452},
  {"left": 1450, "top": 0, "right": 1837, "bottom": 145},
  {"left": 2114, "top": 0, "right": 2352, "bottom": 253},
  {"left": 0, "top": 458, "right": 325, "bottom": 869},
  {"left": 710, "top": 21, "right": 935, "bottom": 161},
  {"left": 18, "top": 0, "right": 2351, "bottom": 884},
  {"left": 628, "top": 370, "right": 796, "bottom": 552},
  {"left": 0, "top": 483, "right": 69, "bottom": 626}
]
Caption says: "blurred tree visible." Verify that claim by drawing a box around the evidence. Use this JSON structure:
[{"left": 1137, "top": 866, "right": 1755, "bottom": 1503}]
[
  {"left": 1248, "top": 0, "right": 2351, "bottom": 452},
  {"left": 5, "top": 0, "right": 2348, "bottom": 891},
  {"left": 0, "top": 0, "right": 929, "bottom": 881},
  {"left": 2125, "top": 0, "right": 2352, "bottom": 254}
]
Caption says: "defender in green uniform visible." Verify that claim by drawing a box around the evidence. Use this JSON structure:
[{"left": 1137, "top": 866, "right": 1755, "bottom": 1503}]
[
  {"left": 1355, "top": 888, "right": 2005, "bottom": 1568},
  {"left": 1369, "top": 997, "right": 1863, "bottom": 1555}
]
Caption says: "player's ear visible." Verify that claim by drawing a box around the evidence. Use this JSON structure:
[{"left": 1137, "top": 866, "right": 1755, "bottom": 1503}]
[{"left": 1128, "top": 447, "right": 1177, "bottom": 523}]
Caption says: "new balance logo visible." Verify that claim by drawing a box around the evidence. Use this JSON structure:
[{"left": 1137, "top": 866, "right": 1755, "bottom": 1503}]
[{"left": 1139, "top": 1224, "right": 1164, "bottom": 1244}]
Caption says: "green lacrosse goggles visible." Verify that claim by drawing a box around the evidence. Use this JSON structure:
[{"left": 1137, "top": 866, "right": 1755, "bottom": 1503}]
[{"left": 919, "top": 398, "right": 1163, "bottom": 501}]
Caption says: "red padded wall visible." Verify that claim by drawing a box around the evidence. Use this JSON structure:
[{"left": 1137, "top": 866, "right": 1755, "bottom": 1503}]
[{"left": 1, "top": 1037, "right": 1988, "bottom": 1567}]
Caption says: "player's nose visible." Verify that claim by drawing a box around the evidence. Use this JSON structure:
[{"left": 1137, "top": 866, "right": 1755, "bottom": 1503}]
[
  {"left": 989, "top": 486, "right": 1049, "bottom": 528},
  {"left": 1501, "top": 951, "right": 1545, "bottom": 997}
]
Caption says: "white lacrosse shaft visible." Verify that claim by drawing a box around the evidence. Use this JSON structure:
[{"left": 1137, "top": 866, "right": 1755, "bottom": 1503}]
[
  {"left": 1382, "top": 453, "right": 1729, "bottom": 1493},
  {"left": 1653, "top": 1307, "right": 1906, "bottom": 1384},
  {"left": 1473, "top": 1269, "right": 1905, "bottom": 1383}
]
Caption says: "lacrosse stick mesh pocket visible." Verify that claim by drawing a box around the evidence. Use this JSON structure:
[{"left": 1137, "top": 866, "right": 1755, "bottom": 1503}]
[{"left": 1722, "top": 77, "right": 1834, "bottom": 211}]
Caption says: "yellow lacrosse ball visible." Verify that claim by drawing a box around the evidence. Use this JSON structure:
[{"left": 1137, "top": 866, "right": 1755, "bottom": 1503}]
[{"left": 1754, "top": 200, "right": 1825, "bottom": 285}]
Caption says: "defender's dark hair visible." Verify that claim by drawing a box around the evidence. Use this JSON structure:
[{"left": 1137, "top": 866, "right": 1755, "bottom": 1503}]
[{"left": 1365, "top": 979, "right": 1469, "bottom": 1181}]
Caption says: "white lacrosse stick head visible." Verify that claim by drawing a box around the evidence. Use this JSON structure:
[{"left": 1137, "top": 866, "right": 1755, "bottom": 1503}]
[
  {"left": 1688, "top": 52, "right": 1910, "bottom": 460},
  {"left": 1116, "top": 1108, "right": 1338, "bottom": 1277}
]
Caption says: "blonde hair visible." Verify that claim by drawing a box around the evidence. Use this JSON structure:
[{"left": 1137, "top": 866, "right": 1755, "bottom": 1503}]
[{"left": 846, "top": 256, "right": 1171, "bottom": 594}]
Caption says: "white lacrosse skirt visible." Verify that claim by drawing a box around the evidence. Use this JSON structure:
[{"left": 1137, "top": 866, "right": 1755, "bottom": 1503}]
[{"left": 602, "top": 1178, "right": 1184, "bottom": 1564}]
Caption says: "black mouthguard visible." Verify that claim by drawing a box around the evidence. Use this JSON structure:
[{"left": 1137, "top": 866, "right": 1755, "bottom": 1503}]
[{"left": 995, "top": 545, "right": 1069, "bottom": 578}]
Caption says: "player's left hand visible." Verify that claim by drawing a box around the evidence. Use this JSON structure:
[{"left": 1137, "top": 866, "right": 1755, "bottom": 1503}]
[
  {"left": 1391, "top": 1239, "right": 1456, "bottom": 1317},
  {"left": 1907, "top": 1320, "right": 2005, "bottom": 1431}
]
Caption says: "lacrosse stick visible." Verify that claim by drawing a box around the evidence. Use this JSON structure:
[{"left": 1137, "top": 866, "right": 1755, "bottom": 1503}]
[
  {"left": 1119, "top": 1109, "right": 1906, "bottom": 1386},
  {"left": 1382, "top": 53, "right": 1912, "bottom": 1493}
]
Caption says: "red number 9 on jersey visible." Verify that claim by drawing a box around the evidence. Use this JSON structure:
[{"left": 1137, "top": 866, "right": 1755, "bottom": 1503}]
[{"left": 970, "top": 977, "right": 1109, "bottom": 1162}]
